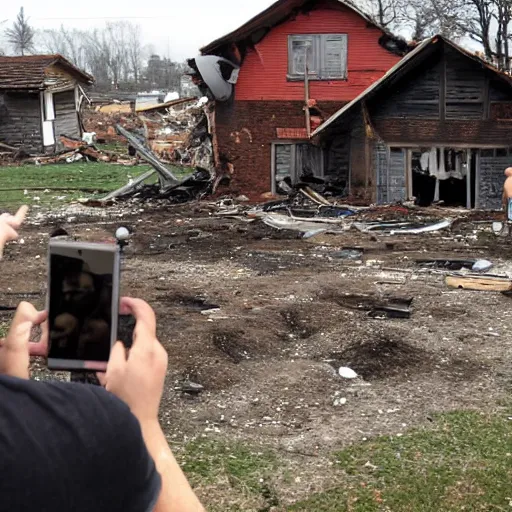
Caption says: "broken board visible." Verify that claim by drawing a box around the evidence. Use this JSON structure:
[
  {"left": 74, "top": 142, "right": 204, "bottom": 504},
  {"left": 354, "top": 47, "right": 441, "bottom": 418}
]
[{"left": 445, "top": 274, "right": 512, "bottom": 292}]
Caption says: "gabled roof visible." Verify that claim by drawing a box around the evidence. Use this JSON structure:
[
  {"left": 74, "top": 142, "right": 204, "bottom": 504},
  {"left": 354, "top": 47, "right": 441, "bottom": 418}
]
[
  {"left": 312, "top": 35, "right": 512, "bottom": 137},
  {"left": 0, "top": 54, "right": 94, "bottom": 90},
  {"left": 200, "top": 0, "right": 406, "bottom": 55}
]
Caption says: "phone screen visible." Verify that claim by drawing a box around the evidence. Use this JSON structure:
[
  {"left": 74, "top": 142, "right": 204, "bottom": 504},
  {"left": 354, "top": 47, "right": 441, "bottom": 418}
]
[{"left": 47, "top": 241, "right": 120, "bottom": 371}]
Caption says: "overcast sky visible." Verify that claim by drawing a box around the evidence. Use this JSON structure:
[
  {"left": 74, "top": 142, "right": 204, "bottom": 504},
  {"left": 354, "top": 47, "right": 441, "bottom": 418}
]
[
  {"left": 1, "top": 2, "right": 481, "bottom": 61},
  {"left": 1, "top": 1, "right": 276, "bottom": 60}
]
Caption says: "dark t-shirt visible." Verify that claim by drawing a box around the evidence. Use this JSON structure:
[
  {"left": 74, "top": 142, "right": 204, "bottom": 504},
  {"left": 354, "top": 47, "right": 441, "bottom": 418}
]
[{"left": 0, "top": 375, "right": 161, "bottom": 512}]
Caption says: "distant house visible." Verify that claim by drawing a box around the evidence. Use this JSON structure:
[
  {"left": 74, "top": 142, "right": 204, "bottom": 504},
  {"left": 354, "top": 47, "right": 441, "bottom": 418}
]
[
  {"left": 314, "top": 35, "right": 512, "bottom": 209},
  {"left": 197, "top": 0, "right": 408, "bottom": 199},
  {"left": 0, "top": 55, "right": 94, "bottom": 154}
]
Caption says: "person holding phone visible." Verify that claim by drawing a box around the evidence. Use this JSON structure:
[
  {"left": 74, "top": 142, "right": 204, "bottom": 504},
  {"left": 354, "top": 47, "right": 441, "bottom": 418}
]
[{"left": 0, "top": 207, "right": 205, "bottom": 512}]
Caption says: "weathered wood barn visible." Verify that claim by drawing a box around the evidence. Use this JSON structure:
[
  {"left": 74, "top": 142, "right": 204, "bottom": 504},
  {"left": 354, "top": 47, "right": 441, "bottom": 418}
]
[
  {"left": 313, "top": 35, "right": 512, "bottom": 209},
  {"left": 0, "top": 55, "right": 94, "bottom": 154}
]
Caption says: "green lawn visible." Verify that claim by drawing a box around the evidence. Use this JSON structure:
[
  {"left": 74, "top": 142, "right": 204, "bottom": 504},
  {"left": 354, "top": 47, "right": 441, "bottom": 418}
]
[
  {"left": 291, "top": 409, "right": 512, "bottom": 511},
  {"left": 0, "top": 162, "right": 188, "bottom": 209},
  {"left": 178, "top": 408, "right": 512, "bottom": 511}
]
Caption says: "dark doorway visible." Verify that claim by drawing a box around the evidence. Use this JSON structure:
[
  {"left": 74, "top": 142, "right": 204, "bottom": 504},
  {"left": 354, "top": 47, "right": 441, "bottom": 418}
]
[{"left": 411, "top": 148, "right": 476, "bottom": 208}]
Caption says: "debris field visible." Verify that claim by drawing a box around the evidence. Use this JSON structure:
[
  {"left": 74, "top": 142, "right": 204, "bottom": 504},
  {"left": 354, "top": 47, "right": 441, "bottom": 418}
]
[{"left": 3, "top": 201, "right": 512, "bottom": 506}]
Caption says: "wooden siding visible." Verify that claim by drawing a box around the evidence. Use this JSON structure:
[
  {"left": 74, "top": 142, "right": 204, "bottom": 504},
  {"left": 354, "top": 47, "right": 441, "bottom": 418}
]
[
  {"left": 375, "top": 144, "right": 406, "bottom": 204},
  {"left": 0, "top": 91, "right": 42, "bottom": 152},
  {"left": 375, "top": 141, "right": 388, "bottom": 203},
  {"left": 44, "top": 64, "right": 78, "bottom": 93},
  {"left": 234, "top": 0, "right": 401, "bottom": 101},
  {"left": 367, "top": 42, "right": 512, "bottom": 127},
  {"left": 53, "top": 90, "right": 80, "bottom": 145},
  {"left": 444, "top": 46, "right": 485, "bottom": 120},
  {"left": 479, "top": 153, "right": 509, "bottom": 209},
  {"left": 371, "top": 55, "right": 441, "bottom": 119},
  {"left": 326, "top": 135, "right": 350, "bottom": 189},
  {"left": 373, "top": 118, "right": 512, "bottom": 146}
]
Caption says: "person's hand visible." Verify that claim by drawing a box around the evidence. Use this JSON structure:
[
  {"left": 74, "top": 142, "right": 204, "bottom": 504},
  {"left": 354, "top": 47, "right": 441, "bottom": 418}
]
[
  {"left": 0, "top": 205, "right": 28, "bottom": 259},
  {"left": 99, "top": 298, "right": 168, "bottom": 424},
  {"left": 0, "top": 302, "right": 48, "bottom": 379}
]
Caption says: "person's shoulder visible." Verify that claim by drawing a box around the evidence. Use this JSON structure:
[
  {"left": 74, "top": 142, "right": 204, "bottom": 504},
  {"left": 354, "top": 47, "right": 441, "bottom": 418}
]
[
  {"left": 1, "top": 374, "right": 138, "bottom": 437},
  {"left": 47, "top": 379, "right": 137, "bottom": 430}
]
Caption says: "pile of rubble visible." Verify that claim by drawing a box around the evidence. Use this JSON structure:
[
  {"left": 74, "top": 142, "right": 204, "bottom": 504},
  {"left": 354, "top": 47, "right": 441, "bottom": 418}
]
[
  {"left": 29, "top": 135, "right": 137, "bottom": 166},
  {"left": 136, "top": 97, "right": 213, "bottom": 170},
  {"left": 82, "top": 108, "right": 143, "bottom": 144},
  {"left": 77, "top": 94, "right": 220, "bottom": 204}
]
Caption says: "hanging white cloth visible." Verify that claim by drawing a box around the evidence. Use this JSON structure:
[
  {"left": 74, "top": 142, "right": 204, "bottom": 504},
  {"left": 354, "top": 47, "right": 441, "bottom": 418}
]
[
  {"left": 434, "top": 178, "right": 440, "bottom": 202},
  {"left": 437, "top": 147, "right": 449, "bottom": 180},
  {"left": 450, "top": 152, "right": 464, "bottom": 180},
  {"left": 420, "top": 151, "right": 430, "bottom": 172},
  {"left": 428, "top": 148, "right": 438, "bottom": 178}
]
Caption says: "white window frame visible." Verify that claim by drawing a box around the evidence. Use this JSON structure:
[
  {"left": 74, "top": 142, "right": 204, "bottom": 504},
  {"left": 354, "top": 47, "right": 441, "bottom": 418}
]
[{"left": 288, "top": 34, "right": 348, "bottom": 81}]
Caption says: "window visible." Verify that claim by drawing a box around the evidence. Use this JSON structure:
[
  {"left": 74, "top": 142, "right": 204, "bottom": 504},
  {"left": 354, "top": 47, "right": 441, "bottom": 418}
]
[
  {"left": 288, "top": 34, "right": 348, "bottom": 80},
  {"left": 273, "top": 142, "right": 325, "bottom": 193}
]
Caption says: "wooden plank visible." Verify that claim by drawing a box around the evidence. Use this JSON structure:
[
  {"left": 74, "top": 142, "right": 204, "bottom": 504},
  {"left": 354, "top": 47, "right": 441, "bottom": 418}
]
[
  {"left": 483, "top": 76, "right": 490, "bottom": 120},
  {"left": 446, "top": 275, "right": 512, "bottom": 291},
  {"left": 440, "top": 51, "right": 446, "bottom": 121},
  {"left": 135, "top": 96, "right": 196, "bottom": 113},
  {"left": 466, "top": 149, "right": 472, "bottom": 209},
  {"left": 304, "top": 50, "right": 311, "bottom": 138}
]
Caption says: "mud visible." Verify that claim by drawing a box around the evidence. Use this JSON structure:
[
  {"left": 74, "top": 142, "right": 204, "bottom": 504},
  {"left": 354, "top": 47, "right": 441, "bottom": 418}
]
[{"left": 3, "top": 203, "right": 512, "bottom": 508}]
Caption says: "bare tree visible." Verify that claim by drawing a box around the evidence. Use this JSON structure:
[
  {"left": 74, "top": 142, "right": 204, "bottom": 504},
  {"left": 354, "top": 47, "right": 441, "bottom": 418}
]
[
  {"left": 38, "top": 27, "right": 87, "bottom": 68},
  {"left": 83, "top": 29, "right": 112, "bottom": 87},
  {"left": 402, "top": 0, "right": 466, "bottom": 41},
  {"left": 355, "top": 0, "right": 404, "bottom": 28},
  {"left": 356, "top": 0, "right": 512, "bottom": 70},
  {"left": 35, "top": 20, "right": 184, "bottom": 91},
  {"left": 127, "top": 24, "right": 143, "bottom": 85},
  {"left": 5, "top": 7, "right": 34, "bottom": 56},
  {"left": 441, "top": 0, "right": 512, "bottom": 71},
  {"left": 105, "top": 22, "right": 130, "bottom": 87}
]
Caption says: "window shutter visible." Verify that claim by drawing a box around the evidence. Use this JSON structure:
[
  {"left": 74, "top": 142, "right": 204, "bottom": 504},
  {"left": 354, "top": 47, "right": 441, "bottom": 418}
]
[
  {"left": 275, "top": 144, "right": 293, "bottom": 180},
  {"left": 321, "top": 35, "right": 347, "bottom": 79},
  {"left": 289, "top": 35, "right": 315, "bottom": 76}
]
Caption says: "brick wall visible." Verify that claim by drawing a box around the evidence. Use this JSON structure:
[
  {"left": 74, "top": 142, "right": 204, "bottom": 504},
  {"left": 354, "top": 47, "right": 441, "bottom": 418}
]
[{"left": 215, "top": 99, "right": 345, "bottom": 199}]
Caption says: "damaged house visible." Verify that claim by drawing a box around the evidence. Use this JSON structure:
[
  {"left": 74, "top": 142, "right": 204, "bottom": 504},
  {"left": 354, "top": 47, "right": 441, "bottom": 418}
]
[
  {"left": 192, "top": 0, "right": 408, "bottom": 200},
  {"left": 314, "top": 35, "right": 512, "bottom": 209},
  {"left": 0, "top": 55, "right": 94, "bottom": 154}
]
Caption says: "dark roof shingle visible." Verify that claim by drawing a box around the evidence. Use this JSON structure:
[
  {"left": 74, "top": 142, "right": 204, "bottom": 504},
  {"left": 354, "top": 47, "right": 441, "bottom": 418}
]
[{"left": 0, "top": 54, "right": 94, "bottom": 89}]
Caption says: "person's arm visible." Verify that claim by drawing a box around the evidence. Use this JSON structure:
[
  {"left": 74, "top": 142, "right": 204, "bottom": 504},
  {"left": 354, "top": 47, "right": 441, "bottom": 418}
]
[
  {"left": 100, "top": 298, "right": 205, "bottom": 512},
  {"left": 140, "top": 419, "right": 204, "bottom": 512}
]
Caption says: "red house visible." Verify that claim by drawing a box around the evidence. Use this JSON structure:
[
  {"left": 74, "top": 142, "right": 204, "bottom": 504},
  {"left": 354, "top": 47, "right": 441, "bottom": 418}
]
[{"left": 197, "top": 0, "right": 408, "bottom": 199}]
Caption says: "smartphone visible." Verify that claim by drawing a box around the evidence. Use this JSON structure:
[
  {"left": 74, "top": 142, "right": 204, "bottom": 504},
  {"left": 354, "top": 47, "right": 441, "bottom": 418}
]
[{"left": 47, "top": 240, "right": 121, "bottom": 371}]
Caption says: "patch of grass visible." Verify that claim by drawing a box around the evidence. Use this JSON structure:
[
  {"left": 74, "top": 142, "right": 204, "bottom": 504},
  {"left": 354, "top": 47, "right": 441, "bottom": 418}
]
[
  {"left": 0, "top": 322, "right": 9, "bottom": 338},
  {"left": 180, "top": 439, "right": 280, "bottom": 507},
  {"left": 289, "top": 410, "right": 512, "bottom": 511},
  {"left": 0, "top": 162, "right": 190, "bottom": 209}
]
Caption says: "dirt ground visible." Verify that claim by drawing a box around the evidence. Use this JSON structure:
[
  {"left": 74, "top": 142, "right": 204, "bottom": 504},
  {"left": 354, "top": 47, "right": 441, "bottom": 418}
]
[{"left": 3, "top": 202, "right": 512, "bottom": 509}]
